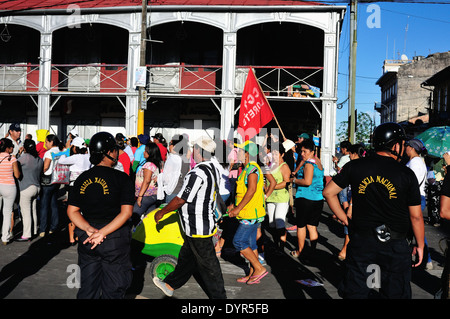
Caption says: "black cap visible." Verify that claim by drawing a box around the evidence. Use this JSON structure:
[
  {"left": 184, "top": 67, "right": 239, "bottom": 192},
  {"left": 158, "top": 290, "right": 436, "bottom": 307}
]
[
  {"left": 9, "top": 123, "right": 21, "bottom": 132},
  {"left": 115, "top": 133, "right": 126, "bottom": 141},
  {"left": 152, "top": 133, "right": 164, "bottom": 141}
]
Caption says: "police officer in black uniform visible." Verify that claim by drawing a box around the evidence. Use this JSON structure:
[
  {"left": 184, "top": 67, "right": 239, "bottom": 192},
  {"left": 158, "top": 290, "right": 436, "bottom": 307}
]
[
  {"left": 67, "top": 132, "right": 135, "bottom": 299},
  {"left": 323, "top": 122, "right": 425, "bottom": 299}
]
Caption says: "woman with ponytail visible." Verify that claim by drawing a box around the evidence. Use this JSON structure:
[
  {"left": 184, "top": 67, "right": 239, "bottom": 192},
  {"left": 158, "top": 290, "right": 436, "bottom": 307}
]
[
  {"left": 39, "top": 134, "right": 64, "bottom": 237},
  {"left": 17, "top": 139, "right": 43, "bottom": 241},
  {"left": 0, "top": 138, "right": 20, "bottom": 244}
]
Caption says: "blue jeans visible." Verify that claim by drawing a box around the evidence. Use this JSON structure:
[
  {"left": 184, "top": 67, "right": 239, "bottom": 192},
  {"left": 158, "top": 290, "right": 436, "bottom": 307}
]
[
  {"left": 133, "top": 194, "right": 158, "bottom": 216},
  {"left": 40, "top": 184, "right": 60, "bottom": 233},
  {"left": 233, "top": 222, "right": 259, "bottom": 251},
  {"left": 421, "top": 195, "right": 432, "bottom": 263}
]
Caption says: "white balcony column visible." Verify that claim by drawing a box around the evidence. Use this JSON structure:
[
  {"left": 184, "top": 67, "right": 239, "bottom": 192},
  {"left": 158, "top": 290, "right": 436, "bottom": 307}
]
[
  {"left": 220, "top": 31, "right": 237, "bottom": 140},
  {"left": 321, "top": 31, "right": 339, "bottom": 176},
  {"left": 125, "top": 30, "right": 141, "bottom": 136},
  {"left": 37, "top": 31, "right": 53, "bottom": 130}
]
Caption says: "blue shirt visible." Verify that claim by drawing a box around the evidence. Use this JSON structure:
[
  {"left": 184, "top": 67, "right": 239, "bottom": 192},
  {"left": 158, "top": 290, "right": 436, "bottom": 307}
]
[
  {"left": 133, "top": 145, "right": 146, "bottom": 173},
  {"left": 295, "top": 159, "right": 324, "bottom": 201}
]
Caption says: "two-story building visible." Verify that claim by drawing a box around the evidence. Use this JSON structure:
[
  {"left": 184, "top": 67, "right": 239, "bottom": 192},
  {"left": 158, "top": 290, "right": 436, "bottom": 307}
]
[{"left": 0, "top": 0, "right": 346, "bottom": 175}]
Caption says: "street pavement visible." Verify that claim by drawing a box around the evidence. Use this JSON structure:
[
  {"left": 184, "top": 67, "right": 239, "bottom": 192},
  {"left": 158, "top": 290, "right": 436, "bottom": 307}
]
[{"left": 1, "top": 203, "right": 449, "bottom": 301}]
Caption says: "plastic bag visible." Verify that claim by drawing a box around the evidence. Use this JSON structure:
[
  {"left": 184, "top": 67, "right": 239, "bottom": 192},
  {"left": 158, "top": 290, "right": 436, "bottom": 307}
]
[{"left": 50, "top": 156, "right": 70, "bottom": 185}]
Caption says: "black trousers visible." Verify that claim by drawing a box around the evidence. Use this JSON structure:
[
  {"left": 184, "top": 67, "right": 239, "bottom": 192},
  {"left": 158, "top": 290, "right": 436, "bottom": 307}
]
[
  {"left": 76, "top": 224, "right": 132, "bottom": 299},
  {"left": 164, "top": 235, "right": 227, "bottom": 299},
  {"left": 339, "top": 233, "right": 412, "bottom": 299}
]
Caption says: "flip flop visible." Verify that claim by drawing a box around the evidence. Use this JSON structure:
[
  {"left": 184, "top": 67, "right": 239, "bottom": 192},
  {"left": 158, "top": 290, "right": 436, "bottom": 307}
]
[
  {"left": 236, "top": 276, "right": 249, "bottom": 283},
  {"left": 247, "top": 271, "right": 268, "bottom": 285}
]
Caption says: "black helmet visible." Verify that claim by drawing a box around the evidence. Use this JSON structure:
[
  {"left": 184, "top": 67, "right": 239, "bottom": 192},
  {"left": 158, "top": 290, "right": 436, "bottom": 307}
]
[
  {"left": 89, "top": 132, "right": 117, "bottom": 155},
  {"left": 372, "top": 122, "right": 406, "bottom": 151},
  {"left": 89, "top": 132, "right": 118, "bottom": 165}
]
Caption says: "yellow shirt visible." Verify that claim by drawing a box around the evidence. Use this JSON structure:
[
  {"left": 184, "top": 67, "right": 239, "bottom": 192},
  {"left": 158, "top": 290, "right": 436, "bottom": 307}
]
[{"left": 235, "top": 161, "right": 266, "bottom": 220}]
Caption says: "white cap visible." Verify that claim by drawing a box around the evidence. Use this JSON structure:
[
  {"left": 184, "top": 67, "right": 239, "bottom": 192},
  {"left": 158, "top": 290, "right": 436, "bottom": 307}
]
[
  {"left": 193, "top": 136, "right": 216, "bottom": 153},
  {"left": 71, "top": 137, "right": 86, "bottom": 148},
  {"left": 282, "top": 139, "right": 296, "bottom": 152},
  {"left": 69, "top": 129, "right": 79, "bottom": 137}
]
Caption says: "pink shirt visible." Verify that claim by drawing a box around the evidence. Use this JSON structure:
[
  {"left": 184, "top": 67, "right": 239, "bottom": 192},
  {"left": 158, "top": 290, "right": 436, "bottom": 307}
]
[
  {"left": 135, "top": 161, "right": 159, "bottom": 197},
  {"left": 228, "top": 148, "right": 239, "bottom": 179},
  {"left": 0, "top": 152, "right": 17, "bottom": 185}
]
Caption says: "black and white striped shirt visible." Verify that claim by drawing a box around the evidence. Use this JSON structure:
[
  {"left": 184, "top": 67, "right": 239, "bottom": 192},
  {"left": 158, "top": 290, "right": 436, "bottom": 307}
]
[{"left": 177, "top": 161, "right": 220, "bottom": 238}]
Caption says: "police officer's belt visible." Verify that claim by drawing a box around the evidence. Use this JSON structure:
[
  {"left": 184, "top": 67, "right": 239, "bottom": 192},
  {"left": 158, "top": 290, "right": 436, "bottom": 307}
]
[{"left": 353, "top": 228, "right": 406, "bottom": 240}]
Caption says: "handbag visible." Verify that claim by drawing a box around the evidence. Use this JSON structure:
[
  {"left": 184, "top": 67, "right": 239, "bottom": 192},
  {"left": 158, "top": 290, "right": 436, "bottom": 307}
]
[
  {"left": 50, "top": 155, "right": 70, "bottom": 185},
  {"left": 41, "top": 172, "right": 52, "bottom": 186}
]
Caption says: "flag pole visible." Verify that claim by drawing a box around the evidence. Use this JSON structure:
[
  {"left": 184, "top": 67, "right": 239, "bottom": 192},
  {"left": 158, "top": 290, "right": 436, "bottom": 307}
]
[{"left": 251, "top": 68, "right": 286, "bottom": 140}]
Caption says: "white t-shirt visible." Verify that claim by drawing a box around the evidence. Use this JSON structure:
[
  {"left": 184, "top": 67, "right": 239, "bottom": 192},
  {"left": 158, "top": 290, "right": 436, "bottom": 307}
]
[
  {"left": 337, "top": 154, "right": 350, "bottom": 172},
  {"left": 211, "top": 156, "right": 231, "bottom": 196},
  {"left": 160, "top": 152, "right": 182, "bottom": 196},
  {"left": 58, "top": 153, "right": 91, "bottom": 183},
  {"left": 7, "top": 136, "right": 22, "bottom": 157},
  {"left": 43, "top": 147, "right": 62, "bottom": 176},
  {"left": 406, "top": 156, "right": 427, "bottom": 196}
]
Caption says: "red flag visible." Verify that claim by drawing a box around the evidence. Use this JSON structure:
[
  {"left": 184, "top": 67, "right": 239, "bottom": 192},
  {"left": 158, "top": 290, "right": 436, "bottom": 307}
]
[{"left": 238, "top": 69, "right": 274, "bottom": 140}]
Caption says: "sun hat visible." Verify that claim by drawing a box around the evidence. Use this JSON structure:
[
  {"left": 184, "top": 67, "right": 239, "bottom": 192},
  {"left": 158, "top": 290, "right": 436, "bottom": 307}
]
[
  {"left": 282, "top": 139, "right": 296, "bottom": 152},
  {"left": 193, "top": 136, "right": 216, "bottom": 153}
]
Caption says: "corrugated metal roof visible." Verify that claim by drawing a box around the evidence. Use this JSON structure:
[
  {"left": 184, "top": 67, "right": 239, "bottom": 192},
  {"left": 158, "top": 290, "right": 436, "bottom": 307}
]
[{"left": 0, "top": 0, "right": 326, "bottom": 12}]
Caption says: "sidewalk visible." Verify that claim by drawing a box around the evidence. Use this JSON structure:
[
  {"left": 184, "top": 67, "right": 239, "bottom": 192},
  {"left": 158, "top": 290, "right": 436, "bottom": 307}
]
[{"left": 0, "top": 203, "right": 448, "bottom": 299}]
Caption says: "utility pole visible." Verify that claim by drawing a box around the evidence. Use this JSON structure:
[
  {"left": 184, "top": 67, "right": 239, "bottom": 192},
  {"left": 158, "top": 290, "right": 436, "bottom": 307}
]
[
  {"left": 137, "top": 0, "right": 148, "bottom": 136},
  {"left": 348, "top": 0, "right": 357, "bottom": 143}
]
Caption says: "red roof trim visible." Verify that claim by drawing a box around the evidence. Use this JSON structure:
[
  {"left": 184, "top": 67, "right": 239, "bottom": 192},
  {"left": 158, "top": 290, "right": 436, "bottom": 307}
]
[{"left": 0, "top": 0, "right": 326, "bottom": 12}]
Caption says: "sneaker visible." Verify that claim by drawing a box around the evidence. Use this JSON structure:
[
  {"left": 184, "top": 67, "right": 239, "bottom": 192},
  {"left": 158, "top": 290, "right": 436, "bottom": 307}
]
[
  {"left": 39, "top": 232, "right": 46, "bottom": 237},
  {"left": 153, "top": 277, "right": 174, "bottom": 297},
  {"left": 426, "top": 261, "right": 433, "bottom": 270}
]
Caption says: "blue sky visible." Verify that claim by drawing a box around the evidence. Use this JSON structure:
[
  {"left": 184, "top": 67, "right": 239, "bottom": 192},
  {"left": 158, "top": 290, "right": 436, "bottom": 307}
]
[{"left": 336, "top": 2, "right": 450, "bottom": 128}]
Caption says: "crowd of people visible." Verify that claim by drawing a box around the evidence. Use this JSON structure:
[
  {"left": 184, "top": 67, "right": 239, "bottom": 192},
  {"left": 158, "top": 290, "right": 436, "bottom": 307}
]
[
  {"left": 0, "top": 122, "right": 324, "bottom": 298},
  {"left": 2, "top": 122, "right": 450, "bottom": 299}
]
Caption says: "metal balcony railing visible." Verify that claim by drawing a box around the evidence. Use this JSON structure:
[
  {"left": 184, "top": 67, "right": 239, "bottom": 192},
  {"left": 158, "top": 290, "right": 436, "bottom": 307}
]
[
  {"left": 147, "top": 63, "right": 323, "bottom": 98},
  {"left": 51, "top": 64, "right": 128, "bottom": 93},
  {"left": 0, "top": 63, "right": 323, "bottom": 98}
]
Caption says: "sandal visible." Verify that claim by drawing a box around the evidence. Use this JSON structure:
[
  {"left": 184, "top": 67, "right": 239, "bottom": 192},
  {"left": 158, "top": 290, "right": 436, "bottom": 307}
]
[
  {"left": 290, "top": 250, "right": 300, "bottom": 258},
  {"left": 236, "top": 276, "right": 249, "bottom": 283},
  {"left": 215, "top": 245, "right": 223, "bottom": 258},
  {"left": 247, "top": 271, "right": 268, "bottom": 285}
]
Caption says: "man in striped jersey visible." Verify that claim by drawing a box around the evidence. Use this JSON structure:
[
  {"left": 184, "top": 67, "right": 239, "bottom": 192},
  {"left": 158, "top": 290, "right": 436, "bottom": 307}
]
[{"left": 153, "top": 136, "right": 227, "bottom": 299}]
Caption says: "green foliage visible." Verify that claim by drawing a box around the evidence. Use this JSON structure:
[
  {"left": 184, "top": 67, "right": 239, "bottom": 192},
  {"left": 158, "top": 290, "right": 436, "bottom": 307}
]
[{"left": 337, "top": 112, "right": 374, "bottom": 144}]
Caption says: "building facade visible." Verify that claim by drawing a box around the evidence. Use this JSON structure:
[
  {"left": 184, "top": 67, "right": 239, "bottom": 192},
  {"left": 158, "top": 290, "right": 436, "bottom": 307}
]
[
  {"left": 0, "top": 0, "right": 346, "bottom": 176},
  {"left": 375, "top": 51, "right": 450, "bottom": 126},
  {"left": 422, "top": 65, "right": 450, "bottom": 126}
]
